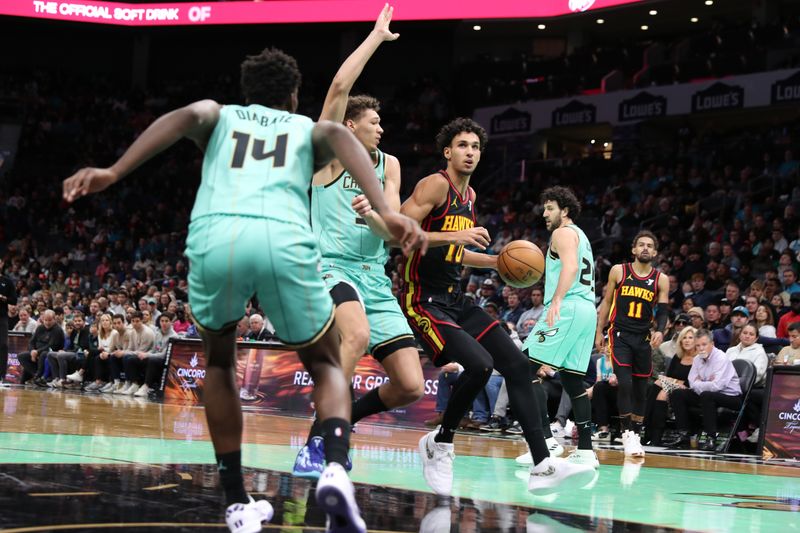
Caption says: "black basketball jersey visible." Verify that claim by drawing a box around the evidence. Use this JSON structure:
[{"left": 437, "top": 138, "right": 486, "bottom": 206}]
[
  {"left": 403, "top": 171, "right": 476, "bottom": 294},
  {"left": 609, "top": 263, "right": 661, "bottom": 334}
]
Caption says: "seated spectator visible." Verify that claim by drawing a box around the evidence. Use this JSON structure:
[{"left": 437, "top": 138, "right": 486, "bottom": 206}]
[
  {"left": 777, "top": 293, "right": 800, "bottom": 338},
  {"left": 654, "top": 313, "right": 691, "bottom": 362},
  {"left": 725, "top": 323, "right": 768, "bottom": 387},
  {"left": 17, "top": 310, "right": 66, "bottom": 386},
  {"left": 120, "top": 310, "right": 156, "bottom": 395},
  {"left": 688, "top": 306, "right": 706, "bottom": 330},
  {"left": 136, "top": 312, "right": 178, "bottom": 397},
  {"left": 468, "top": 368, "right": 504, "bottom": 430},
  {"left": 744, "top": 295, "right": 759, "bottom": 318},
  {"left": 689, "top": 273, "right": 714, "bottom": 309},
  {"left": 664, "top": 329, "right": 742, "bottom": 451},
  {"left": 46, "top": 311, "right": 92, "bottom": 388},
  {"left": 101, "top": 314, "right": 129, "bottom": 393},
  {"left": 772, "top": 294, "right": 788, "bottom": 318},
  {"left": 515, "top": 285, "right": 544, "bottom": 341},
  {"left": 172, "top": 305, "right": 192, "bottom": 334},
  {"left": 705, "top": 304, "right": 723, "bottom": 330},
  {"left": 644, "top": 327, "right": 698, "bottom": 446},
  {"left": 244, "top": 313, "right": 275, "bottom": 341},
  {"left": 84, "top": 313, "right": 114, "bottom": 392},
  {"left": 713, "top": 306, "right": 749, "bottom": 351},
  {"left": 12, "top": 306, "right": 38, "bottom": 333},
  {"left": 499, "top": 290, "right": 524, "bottom": 325},
  {"left": 775, "top": 322, "right": 800, "bottom": 366},
  {"left": 754, "top": 304, "right": 777, "bottom": 338},
  {"left": 235, "top": 316, "right": 250, "bottom": 340}
]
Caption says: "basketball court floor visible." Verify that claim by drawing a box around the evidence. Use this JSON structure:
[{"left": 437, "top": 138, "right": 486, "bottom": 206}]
[{"left": 1, "top": 387, "right": 798, "bottom": 532}]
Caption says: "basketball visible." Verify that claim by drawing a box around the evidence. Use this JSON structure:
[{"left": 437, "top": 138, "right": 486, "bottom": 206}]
[{"left": 497, "top": 240, "right": 545, "bottom": 288}]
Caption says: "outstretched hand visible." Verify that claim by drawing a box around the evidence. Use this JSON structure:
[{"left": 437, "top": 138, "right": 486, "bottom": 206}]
[
  {"left": 63, "top": 167, "right": 119, "bottom": 203},
  {"left": 373, "top": 3, "right": 400, "bottom": 42}
]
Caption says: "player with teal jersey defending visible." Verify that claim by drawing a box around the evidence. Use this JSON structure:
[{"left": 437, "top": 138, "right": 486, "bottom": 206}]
[
  {"left": 63, "top": 46, "right": 426, "bottom": 533},
  {"left": 294, "top": 4, "right": 428, "bottom": 480},
  {"left": 523, "top": 186, "right": 600, "bottom": 470}
]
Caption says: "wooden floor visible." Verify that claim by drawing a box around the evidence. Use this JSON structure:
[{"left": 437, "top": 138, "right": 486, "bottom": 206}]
[{"left": 1, "top": 386, "right": 798, "bottom": 532}]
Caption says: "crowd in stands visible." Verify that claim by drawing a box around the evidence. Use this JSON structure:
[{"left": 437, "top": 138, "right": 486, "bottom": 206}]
[{"left": 3, "top": 62, "right": 800, "bottom": 453}]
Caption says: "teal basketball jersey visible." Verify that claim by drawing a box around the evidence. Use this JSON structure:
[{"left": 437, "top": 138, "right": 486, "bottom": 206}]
[
  {"left": 544, "top": 224, "right": 595, "bottom": 305},
  {"left": 191, "top": 104, "right": 315, "bottom": 227},
  {"left": 311, "top": 149, "right": 389, "bottom": 265}
]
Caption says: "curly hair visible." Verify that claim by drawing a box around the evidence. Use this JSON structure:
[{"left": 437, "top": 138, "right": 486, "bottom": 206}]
[
  {"left": 435, "top": 117, "right": 488, "bottom": 154},
  {"left": 541, "top": 186, "right": 581, "bottom": 219},
  {"left": 344, "top": 95, "right": 380, "bottom": 122},
  {"left": 240, "top": 47, "right": 302, "bottom": 108},
  {"left": 632, "top": 230, "right": 659, "bottom": 251}
]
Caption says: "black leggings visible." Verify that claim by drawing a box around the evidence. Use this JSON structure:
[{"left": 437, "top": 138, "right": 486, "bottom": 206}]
[
  {"left": 613, "top": 362, "right": 648, "bottom": 423},
  {"left": 440, "top": 325, "right": 549, "bottom": 461}
]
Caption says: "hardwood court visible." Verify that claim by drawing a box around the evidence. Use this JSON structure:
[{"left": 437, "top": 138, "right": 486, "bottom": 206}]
[{"left": 1, "top": 387, "right": 798, "bottom": 532}]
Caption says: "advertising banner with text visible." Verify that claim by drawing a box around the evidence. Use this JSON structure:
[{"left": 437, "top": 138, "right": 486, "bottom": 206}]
[
  {"left": 760, "top": 367, "right": 800, "bottom": 461},
  {"left": 475, "top": 68, "right": 800, "bottom": 137},
  {"left": 2, "top": 0, "right": 645, "bottom": 26},
  {"left": 3, "top": 333, "right": 33, "bottom": 384},
  {"left": 162, "top": 338, "right": 441, "bottom": 428}
]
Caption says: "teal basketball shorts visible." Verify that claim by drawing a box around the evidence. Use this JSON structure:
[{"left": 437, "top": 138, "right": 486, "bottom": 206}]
[
  {"left": 185, "top": 214, "right": 334, "bottom": 347},
  {"left": 321, "top": 260, "right": 415, "bottom": 361},
  {"left": 523, "top": 298, "right": 597, "bottom": 375}
]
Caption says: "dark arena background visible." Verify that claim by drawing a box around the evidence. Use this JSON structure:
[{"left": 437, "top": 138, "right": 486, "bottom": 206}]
[{"left": 1, "top": 0, "right": 800, "bottom": 531}]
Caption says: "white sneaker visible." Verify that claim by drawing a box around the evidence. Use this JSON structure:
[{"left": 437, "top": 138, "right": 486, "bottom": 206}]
[
  {"left": 225, "top": 496, "right": 274, "bottom": 533},
  {"left": 85, "top": 381, "right": 102, "bottom": 392},
  {"left": 527, "top": 457, "right": 596, "bottom": 495},
  {"left": 112, "top": 381, "right": 127, "bottom": 394},
  {"left": 134, "top": 384, "right": 150, "bottom": 397},
  {"left": 747, "top": 428, "right": 760, "bottom": 444},
  {"left": 100, "top": 380, "right": 118, "bottom": 393},
  {"left": 549, "top": 422, "right": 565, "bottom": 438},
  {"left": 566, "top": 448, "right": 600, "bottom": 469},
  {"left": 48, "top": 378, "right": 62, "bottom": 388},
  {"left": 125, "top": 382, "right": 140, "bottom": 395},
  {"left": 67, "top": 370, "right": 83, "bottom": 383},
  {"left": 315, "top": 462, "right": 366, "bottom": 533},
  {"left": 515, "top": 437, "right": 563, "bottom": 466},
  {"left": 622, "top": 430, "right": 645, "bottom": 457},
  {"left": 418, "top": 430, "right": 455, "bottom": 496},
  {"left": 239, "top": 388, "right": 258, "bottom": 401}
]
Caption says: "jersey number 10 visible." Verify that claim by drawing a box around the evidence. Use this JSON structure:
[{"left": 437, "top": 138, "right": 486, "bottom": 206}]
[{"left": 231, "top": 131, "right": 288, "bottom": 169}]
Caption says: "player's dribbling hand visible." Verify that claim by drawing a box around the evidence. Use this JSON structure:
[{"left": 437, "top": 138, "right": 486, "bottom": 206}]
[
  {"left": 351, "top": 194, "right": 373, "bottom": 217},
  {"left": 383, "top": 211, "right": 428, "bottom": 256},
  {"left": 63, "top": 167, "right": 119, "bottom": 203},
  {"left": 373, "top": 3, "right": 400, "bottom": 42},
  {"left": 456, "top": 227, "right": 490, "bottom": 250}
]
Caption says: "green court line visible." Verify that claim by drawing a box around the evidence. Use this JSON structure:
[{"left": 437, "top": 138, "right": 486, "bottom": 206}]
[{"left": 1, "top": 432, "right": 798, "bottom": 531}]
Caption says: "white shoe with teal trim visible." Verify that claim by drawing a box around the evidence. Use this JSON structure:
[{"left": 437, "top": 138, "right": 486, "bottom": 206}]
[
  {"left": 515, "top": 437, "right": 564, "bottom": 465},
  {"left": 527, "top": 457, "right": 597, "bottom": 495},
  {"left": 566, "top": 448, "right": 600, "bottom": 469}
]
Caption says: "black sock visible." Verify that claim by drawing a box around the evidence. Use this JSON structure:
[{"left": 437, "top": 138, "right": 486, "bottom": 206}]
[
  {"left": 532, "top": 380, "right": 553, "bottom": 439},
  {"left": 435, "top": 426, "right": 456, "bottom": 444},
  {"left": 351, "top": 387, "right": 388, "bottom": 424},
  {"left": 216, "top": 450, "right": 248, "bottom": 506},
  {"left": 320, "top": 418, "right": 351, "bottom": 466},
  {"left": 306, "top": 418, "right": 323, "bottom": 445}
]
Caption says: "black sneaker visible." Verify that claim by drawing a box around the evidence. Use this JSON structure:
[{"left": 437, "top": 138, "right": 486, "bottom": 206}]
[
  {"left": 479, "top": 416, "right": 507, "bottom": 432},
  {"left": 504, "top": 421, "right": 523, "bottom": 435}
]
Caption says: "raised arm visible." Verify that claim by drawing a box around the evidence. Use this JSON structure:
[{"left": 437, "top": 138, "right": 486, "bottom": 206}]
[
  {"left": 318, "top": 4, "right": 399, "bottom": 123},
  {"left": 312, "top": 120, "right": 426, "bottom": 255},
  {"left": 63, "top": 99, "right": 221, "bottom": 202}
]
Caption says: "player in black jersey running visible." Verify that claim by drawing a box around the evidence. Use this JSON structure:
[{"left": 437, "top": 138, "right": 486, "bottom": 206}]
[
  {"left": 596, "top": 230, "right": 670, "bottom": 457},
  {"left": 398, "top": 117, "right": 594, "bottom": 496}
]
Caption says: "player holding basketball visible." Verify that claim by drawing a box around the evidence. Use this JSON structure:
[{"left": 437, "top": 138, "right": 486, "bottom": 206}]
[
  {"left": 523, "top": 187, "right": 600, "bottom": 469},
  {"left": 398, "top": 118, "right": 594, "bottom": 495},
  {"left": 595, "top": 230, "right": 669, "bottom": 456},
  {"left": 292, "top": 4, "right": 428, "bottom": 479},
  {"left": 63, "top": 47, "right": 426, "bottom": 533}
]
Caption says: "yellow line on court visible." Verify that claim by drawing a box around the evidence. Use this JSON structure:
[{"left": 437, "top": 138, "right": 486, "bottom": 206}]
[
  {"left": 28, "top": 492, "right": 101, "bottom": 497},
  {"left": 142, "top": 484, "right": 179, "bottom": 491}
]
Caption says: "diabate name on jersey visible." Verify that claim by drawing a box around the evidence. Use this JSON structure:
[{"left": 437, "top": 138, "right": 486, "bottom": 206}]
[
  {"left": 233, "top": 109, "right": 295, "bottom": 127},
  {"left": 440, "top": 215, "right": 474, "bottom": 232},
  {"left": 619, "top": 284, "right": 655, "bottom": 302}
]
